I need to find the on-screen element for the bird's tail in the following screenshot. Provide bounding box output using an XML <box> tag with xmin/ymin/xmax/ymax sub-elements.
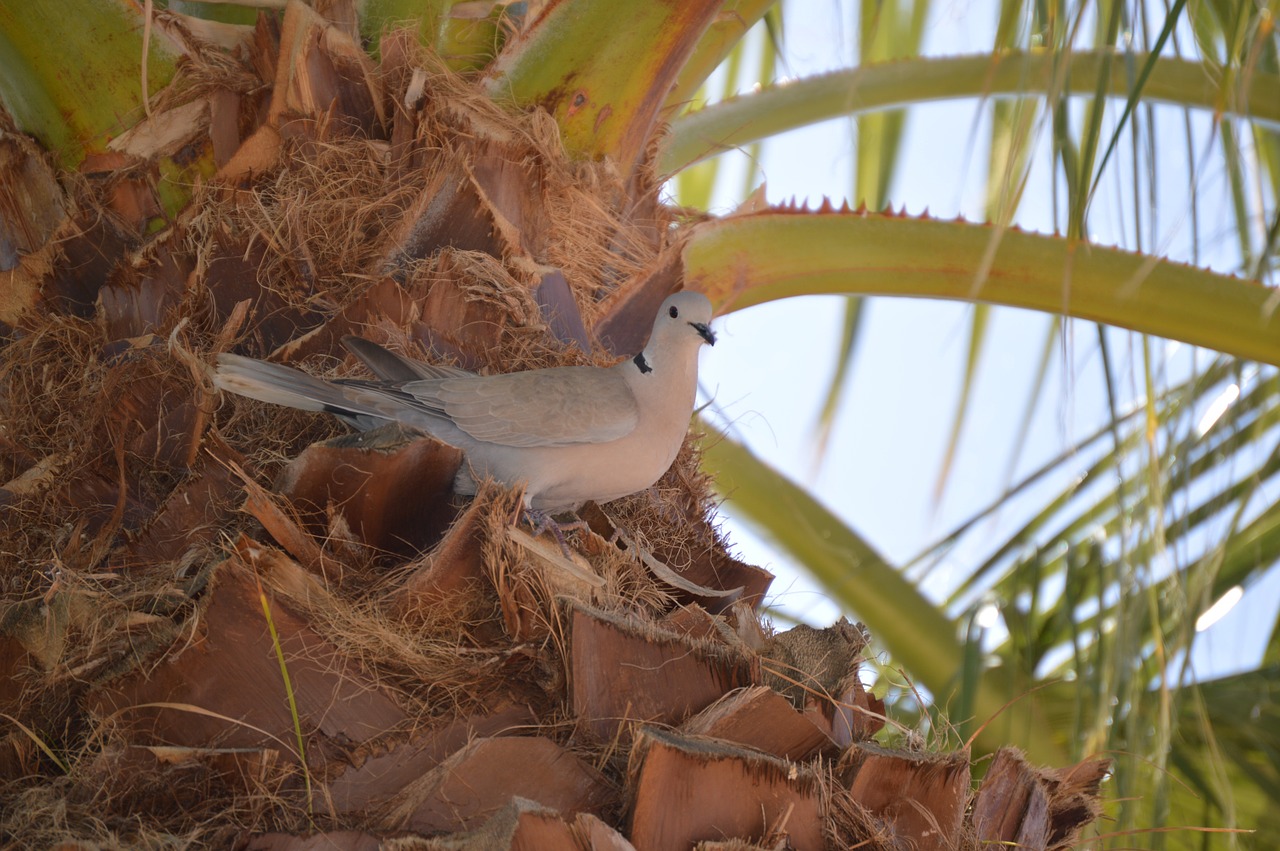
<box><xmin>214</xmin><ymin>354</ymin><xmax>384</xmax><ymax>426</ymax></box>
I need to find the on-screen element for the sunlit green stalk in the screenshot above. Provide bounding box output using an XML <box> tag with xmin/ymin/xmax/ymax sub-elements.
<box><xmin>661</xmin><ymin>50</ymin><xmax>1280</xmax><ymax>174</ymax></box>
<box><xmin>684</xmin><ymin>211</ymin><xmax>1280</xmax><ymax>366</ymax></box>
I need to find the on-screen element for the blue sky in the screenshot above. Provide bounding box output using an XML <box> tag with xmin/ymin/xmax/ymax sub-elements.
<box><xmin>686</xmin><ymin>1</ymin><xmax>1280</xmax><ymax>682</ymax></box>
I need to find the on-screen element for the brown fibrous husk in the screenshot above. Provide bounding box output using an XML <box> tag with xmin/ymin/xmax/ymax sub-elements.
<box><xmin>0</xmin><ymin>18</ymin><xmax>734</xmax><ymax>847</ymax></box>
<box><xmin>0</xmin><ymin>13</ymin><xmax>1109</xmax><ymax>851</ymax></box>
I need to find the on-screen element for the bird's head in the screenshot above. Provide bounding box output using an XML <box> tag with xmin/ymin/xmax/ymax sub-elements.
<box><xmin>631</xmin><ymin>290</ymin><xmax>716</xmax><ymax>376</ymax></box>
<box><xmin>653</xmin><ymin>290</ymin><xmax>716</xmax><ymax>348</ymax></box>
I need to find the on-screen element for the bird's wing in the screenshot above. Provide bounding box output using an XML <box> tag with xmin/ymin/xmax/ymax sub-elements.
<box><xmin>341</xmin><ymin>336</ymin><xmax>473</xmax><ymax>381</ymax></box>
<box><xmin>404</xmin><ymin>365</ymin><xmax>639</xmax><ymax>448</ymax></box>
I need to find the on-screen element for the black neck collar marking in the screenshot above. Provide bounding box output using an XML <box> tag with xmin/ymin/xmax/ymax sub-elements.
<box><xmin>633</xmin><ymin>352</ymin><xmax>652</xmax><ymax>374</ymax></box>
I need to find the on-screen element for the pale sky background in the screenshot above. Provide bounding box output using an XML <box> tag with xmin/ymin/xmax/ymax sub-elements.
<box><xmin>686</xmin><ymin>1</ymin><xmax>1280</xmax><ymax>682</ymax></box>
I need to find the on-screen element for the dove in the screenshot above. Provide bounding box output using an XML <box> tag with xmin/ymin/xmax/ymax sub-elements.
<box><xmin>214</xmin><ymin>290</ymin><xmax>717</xmax><ymax>515</ymax></box>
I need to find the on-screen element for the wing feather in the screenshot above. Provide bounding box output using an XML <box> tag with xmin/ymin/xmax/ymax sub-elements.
<box><xmin>403</xmin><ymin>365</ymin><xmax>638</xmax><ymax>448</ymax></box>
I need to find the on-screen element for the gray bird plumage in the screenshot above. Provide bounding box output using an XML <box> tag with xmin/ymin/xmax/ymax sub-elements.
<box><xmin>214</xmin><ymin>290</ymin><xmax>716</xmax><ymax>511</ymax></box>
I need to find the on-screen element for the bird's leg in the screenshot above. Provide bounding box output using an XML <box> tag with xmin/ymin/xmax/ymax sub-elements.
<box><xmin>522</xmin><ymin>507</ymin><xmax>588</xmax><ymax>559</ymax></box>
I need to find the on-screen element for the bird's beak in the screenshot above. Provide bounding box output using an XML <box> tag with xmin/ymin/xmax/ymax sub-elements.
<box><xmin>691</xmin><ymin>323</ymin><xmax>716</xmax><ymax>345</ymax></box>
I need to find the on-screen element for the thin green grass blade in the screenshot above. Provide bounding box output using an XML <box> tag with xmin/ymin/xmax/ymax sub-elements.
<box><xmin>1252</xmin><ymin>207</ymin><xmax>1280</xmax><ymax>283</ymax></box>
<box><xmin>1085</xmin><ymin>0</ymin><xmax>1188</xmax><ymax>207</ymax></box>
<box><xmin>938</xmin><ymin>364</ymin><xmax>1272</xmax><ymax>605</ymax></box>
<box><xmin>813</xmin><ymin>0</ymin><xmax>931</xmax><ymax>472</ymax></box>
<box><xmin>256</xmin><ymin>582</ymin><xmax>313</xmax><ymax>816</ymax></box>
<box><xmin>810</xmin><ymin>298</ymin><xmax>864</xmax><ymax>462</ymax></box>
<box><xmin>1070</xmin><ymin>0</ymin><xmax>1124</xmax><ymax>238</ymax></box>
<box><xmin>1000</xmin><ymin>318</ymin><xmax>1059</xmax><ymax>493</ymax></box>
<box><xmin>1268</xmin><ymin>606</ymin><xmax>1280</xmax><ymax>666</ymax></box>
<box><xmin>907</xmin><ymin>358</ymin><xmax>1238</xmax><ymax>578</ymax></box>
<box><xmin>1222</xmin><ymin>120</ymin><xmax>1259</xmax><ymax>272</ymax></box>
<box><xmin>932</xmin><ymin>306</ymin><xmax>989</xmax><ymax>506</ymax></box>
<box><xmin>970</xmin><ymin>373</ymin><xmax>1279</xmax><ymax>608</ymax></box>
<box><xmin>736</xmin><ymin>6</ymin><xmax>780</xmax><ymax>199</ymax></box>
<box><xmin>1</xmin><ymin>712</ymin><xmax>68</xmax><ymax>774</ymax></box>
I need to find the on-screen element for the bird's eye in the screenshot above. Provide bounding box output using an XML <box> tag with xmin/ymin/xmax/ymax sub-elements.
<box><xmin>669</xmin><ymin>305</ymin><xmax>679</xmax><ymax>318</ymax></box>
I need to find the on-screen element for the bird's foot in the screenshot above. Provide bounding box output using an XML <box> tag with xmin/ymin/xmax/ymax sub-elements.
<box><xmin>521</xmin><ymin>508</ymin><xmax>588</xmax><ymax>559</ymax></box>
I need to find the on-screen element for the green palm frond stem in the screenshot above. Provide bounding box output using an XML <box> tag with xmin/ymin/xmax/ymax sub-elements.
<box><xmin>0</xmin><ymin>0</ymin><xmax>182</xmax><ymax>168</ymax></box>
<box><xmin>660</xmin><ymin>50</ymin><xmax>1280</xmax><ymax>175</ymax></box>
<box><xmin>481</xmin><ymin>0</ymin><xmax>722</xmax><ymax>170</ymax></box>
<box><xmin>683</xmin><ymin>209</ymin><xmax>1280</xmax><ymax>366</ymax></box>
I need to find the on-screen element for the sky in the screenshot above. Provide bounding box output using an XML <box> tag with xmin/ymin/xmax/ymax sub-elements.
<box><xmin>685</xmin><ymin>1</ymin><xmax>1280</xmax><ymax>682</ymax></box>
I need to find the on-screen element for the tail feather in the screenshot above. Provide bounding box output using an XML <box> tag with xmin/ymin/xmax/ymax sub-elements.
<box><xmin>215</xmin><ymin>354</ymin><xmax>384</xmax><ymax>426</ymax></box>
